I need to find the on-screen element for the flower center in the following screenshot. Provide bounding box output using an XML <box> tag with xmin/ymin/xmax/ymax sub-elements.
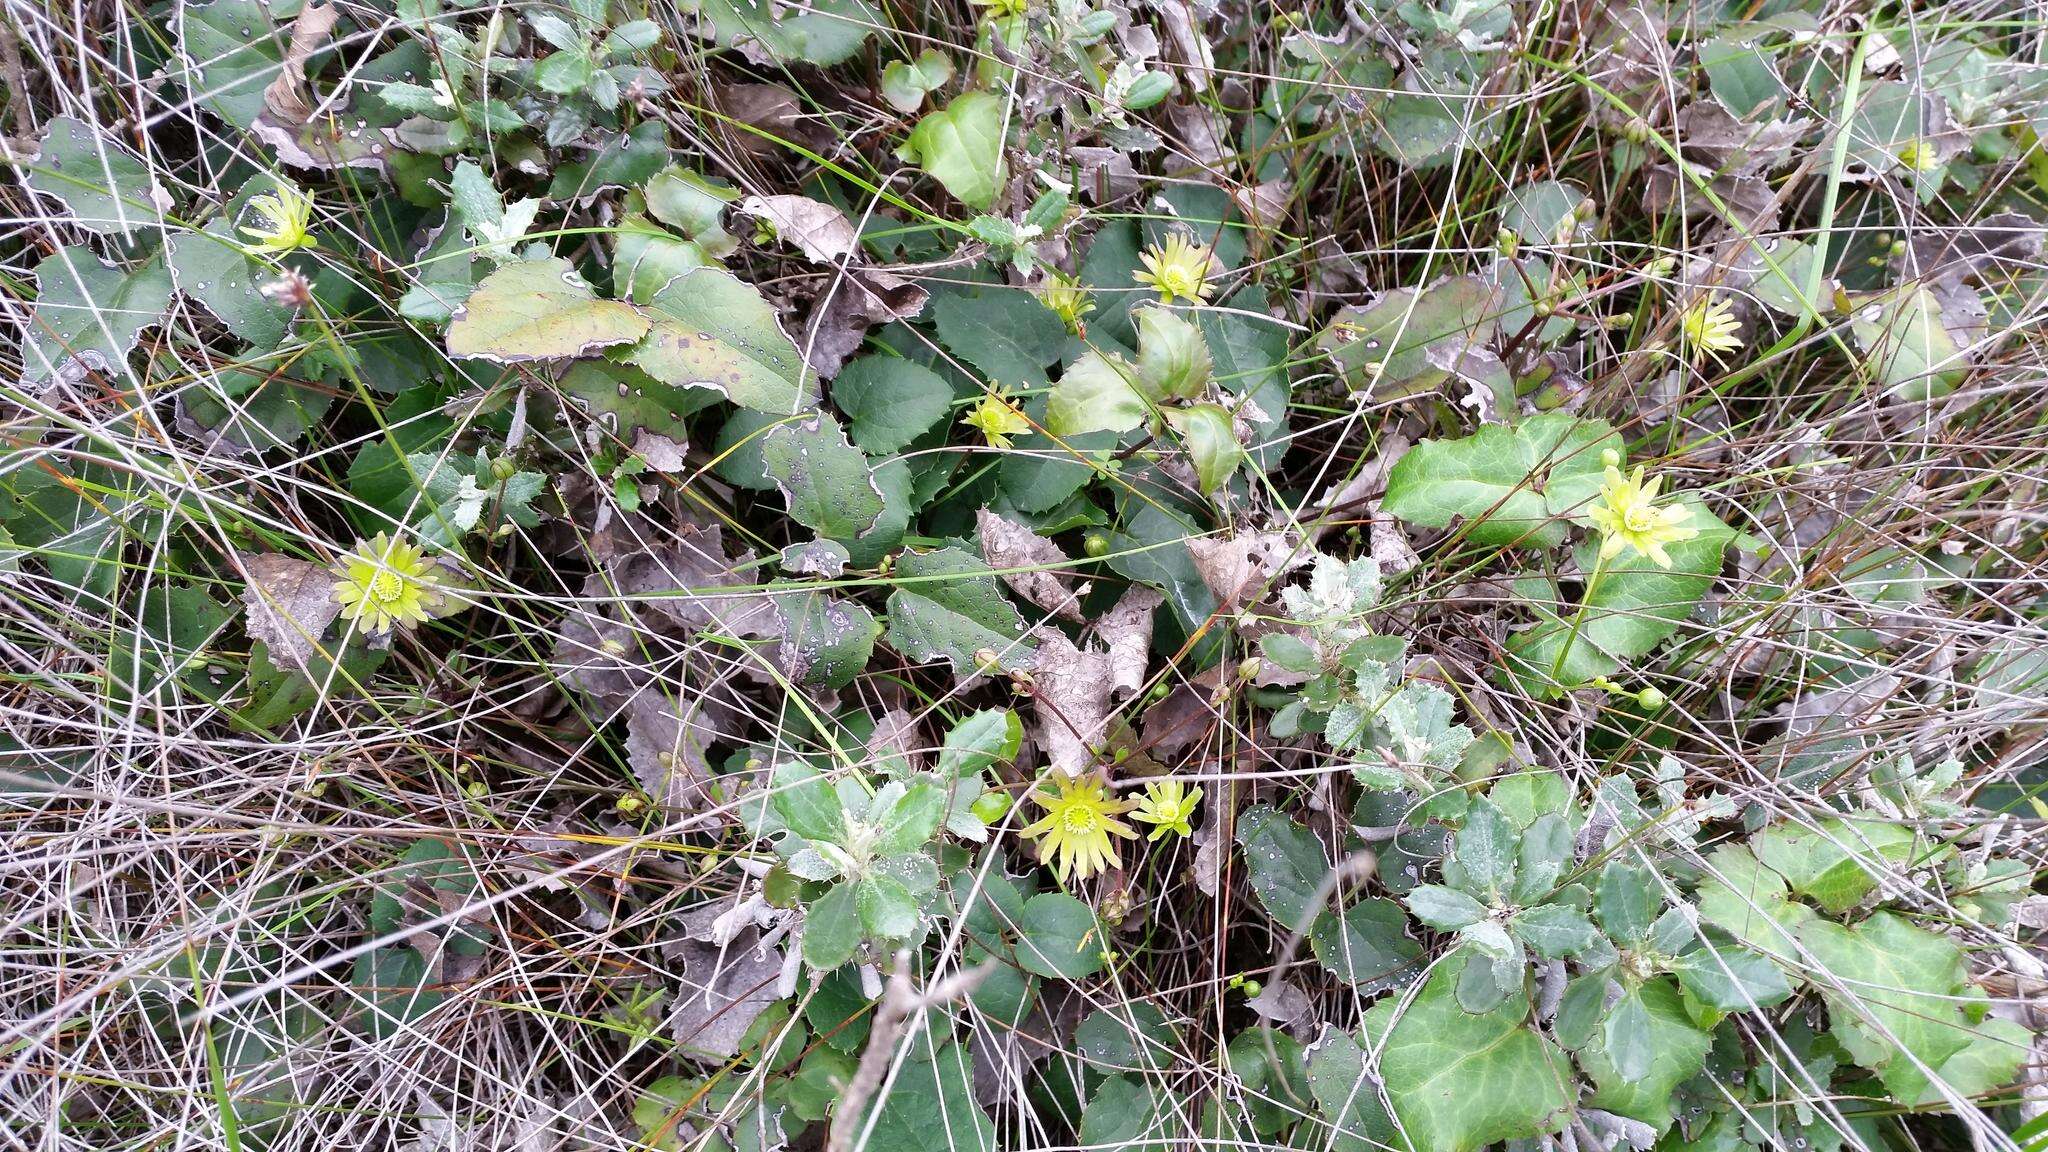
<box><xmin>1621</xmin><ymin>503</ymin><xmax>1659</xmax><ymax>534</ymax></box>
<box><xmin>366</xmin><ymin>568</ymin><xmax>406</xmax><ymax>605</ymax></box>
<box><xmin>1060</xmin><ymin>804</ymin><xmax>1101</xmax><ymax>835</ymax></box>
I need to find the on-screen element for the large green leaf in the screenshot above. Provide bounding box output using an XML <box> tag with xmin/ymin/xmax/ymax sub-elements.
<box><xmin>1310</xmin><ymin>898</ymin><xmax>1422</xmax><ymax>989</ymax></box>
<box><xmin>680</xmin><ymin>0</ymin><xmax>880</xmax><ymax>66</ymax></box>
<box><xmin>1795</xmin><ymin>912</ymin><xmax>2014</xmax><ymax>1104</ymax></box>
<box><xmin>23</xmin><ymin>247</ymin><xmax>173</xmax><ymax>386</ymax></box>
<box><xmin>761</xmin><ymin>412</ymin><xmax>886</xmax><ymax>541</ymax></box>
<box><xmin>1013</xmin><ymin>892</ymin><xmax>1105</xmax><ymax>978</ymax></box>
<box><xmin>1383</xmin><ymin>414</ymin><xmax>1620</xmax><ymax>548</ymax></box>
<box><xmin>1236</xmin><ymin>805</ymin><xmax>1331</xmax><ymax>933</ymax></box>
<box><xmin>1362</xmin><ymin>953</ymin><xmax>1574</xmax><ymax>1152</ymax></box>
<box><xmin>883</xmin><ymin>547</ymin><xmax>1033</xmax><ymax>672</ymax></box>
<box><xmin>899</xmin><ymin>92</ymin><xmax>1007</xmax><ymax>211</ymax></box>
<box><xmin>776</xmin><ymin>592</ymin><xmax>879</xmax><ymax>689</ymax></box>
<box><xmin>1580</xmin><ymin>977</ymin><xmax>1712</xmax><ymax>1129</ymax></box>
<box><xmin>830</xmin><ymin>356</ymin><xmax>953</xmax><ymax>453</ymax></box>
<box><xmin>1849</xmin><ymin>285</ymin><xmax>1975</xmax><ymax>401</ymax></box>
<box><xmin>1046</xmin><ymin>350</ymin><xmax>1147</xmax><ymax>436</ymax></box>
<box><xmin>626</xmin><ymin>266</ymin><xmax>820</xmax><ymax>414</ymax></box>
<box><xmin>1694</xmin><ymin>844</ymin><xmax>1817</xmax><ymax>965</ymax></box>
<box><xmin>931</xmin><ymin>284</ymin><xmax>1068</xmax><ymax>389</ymax></box>
<box><xmin>858</xmin><ymin>1040</ymin><xmax>997</xmax><ymax>1152</ymax></box>
<box><xmin>1752</xmin><ymin>817</ymin><xmax>1916</xmax><ymax>915</ymax></box>
<box><xmin>1317</xmin><ymin>276</ymin><xmax>1498</xmax><ymax>396</ymax></box>
<box><xmin>1503</xmin><ymin>498</ymin><xmax>1743</xmax><ymax>694</ymax></box>
<box><xmin>22</xmin><ymin>115</ymin><xmax>173</xmax><ymax>235</ymax></box>
<box><xmin>167</xmin><ymin>222</ymin><xmax>295</xmax><ymax>347</ymax></box>
<box><xmin>446</xmin><ymin>257</ymin><xmax>650</xmax><ymax>362</ymax></box>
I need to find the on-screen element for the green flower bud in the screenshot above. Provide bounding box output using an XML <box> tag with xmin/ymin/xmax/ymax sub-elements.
<box><xmin>1083</xmin><ymin>532</ymin><xmax>1111</xmax><ymax>558</ymax></box>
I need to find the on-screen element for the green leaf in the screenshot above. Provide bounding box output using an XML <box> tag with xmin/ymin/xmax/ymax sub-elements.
<box><xmin>1311</xmin><ymin>898</ymin><xmax>1422</xmax><ymax>989</ymax></box>
<box><xmin>1366</xmin><ymin>952</ymin><xmax>1574</xmax><ymax>1152</ymax></box>
<box><xmin>1793</xmin><ymin>911</ymin><xmax>1986</xmax><ymax>1103</ymax></box>
<box><xmin>1512</xmin><ymin>903</ymin><xmax>1601</xmax><ymax>959</ymax></box>
<box><xmin>858</xmin><ymin>1041</ymin><xmax>996</xmax><ymax>1152</ymax></box>
<box><xmin>681</xmin><ymin>0</ymin><xmax>880</xmax><ymax>66</ymax></box>
<box><xmin>1236</xmin><ymin>805</ymin><xmax>1331</xmax><ymax>933</ymax></box>
<box><xmin>881</xmin><ymin>49</ymin><xmax>957</xmax><ymax>113</ymax></box>
<box><xmin>883</xmin><ymin>547</ymin><xmax>1034</xmax><ymax>673</ymax></box>
<box><xmin>871</xmin><ymin>780</ymin><xmax>946</xmax><ymax>855</ymax></box>
<box><xmin>1752</xmin><ymin>816</ymin><xmax>1915</xmax><ymax>915</ymax></box>
<box><xmin>1583</xmin><ymin>977</ymin><xmax>1712</xmax><ymax>1128</ymax></box>
<box><xmin>761</xmin><ymin>412</ymin><xmax>887</xmax><ymax>541</ymax></box>
<box><xmin>446</xmin><ymin>257</ymin><xmax>650</xmax><ymax>361</ymax></box>
<box><xmin>1849</xmin><ymin>285</ymin><xmax>1975</xmax><ymax>401</ymax></box>
<box><xmin>771</xmin><ymin>762</ymin><xmax>845</xmax><ymax>843</ymax></box>
<box><xmin>775</xmin><ymin>592</ymin><xmax>879</xmax><ymax>689</ymax></box>
<box><xmin>831</xmin><ymin>356</ymin><xmax>953</xmax><ymax>453</ymax></box>
<box><xmin>1080</xmin><ymin>1076</ymin><xmax>1177</xmax><ymax>1152</ymax></box>
<box><xmin>556</xmin><ymin>361</ymin><xmax>721</xmax><ymax>444</ymax></box>
<box><xmin>166</xmin><ymin>222</ymin><xmax>294</xmax><ymax>347</ymax></box>
<box><xmin>1014</xmin><ymin>892</ymin><xmax>1104</xmax><ymax>978</ymax></box>
<box><xmin>626</xmin><ymin>266</ymin><xmax>820</xmax><ymax>414</ymax></box>
<box><xmin>1316</xmin><ymin>276</ymin><xmax>1497</xmax><ymax>396</ymax></box>
<box><xmin>1694</xmin><ymin>844</ymin><xmax>1817</xmax><ymax>965</ymax></box>
<box><xmin>1047</xmin><ymin>350</ymin><xmax>1148</xmax><ymax>437</ymax></box>
<box><xmin>547</xmin><ymin>120</ymin><xmax>671</xmax><ymax>199</ymax></box>
<box><xmin>1406</xmin><ymin>884</ymin><xmax>1487</xmax><ymax>930</ymax></box>
<box><xmin>856</xmin><ymin>875</ymin><xmax>920</xmax><ymax>939</ymax></box>
<box><xmin>931</xmin><ymin>285</ymin><xmax>1068</xmax><ymax>389</ymax></box>
<box><xmin>23</xmin><ymin>117</ymin><xmax>166</xmax><ymax>227</ymax></box>
<box><xmin>1671</xmin><ymin>946</ymin><xmax>1795</xmax><ymax>1012</ymax></box>
<box><xmin>899</xmin><ymin>92</ymin><xmax>1007</xmax><ymax>211</ymax></box>
<box><xmin>1503</xmin><ymin>499</ymin><xmax>1744</xmax><ymax>694</ymax></box>
<box><xmin>351</xmin><ymin>947</ymin><xmax>442</xmax><ymax>1041</ymax></box>
<box><xmin>1133</xmin><ymin>306</ymin><xmax>1212</xmax><ymax>400</ymax></box>
<box><xmin>1596</xmin><ymin>862</ymin><xmax>1662</xmax><ymax>944</ymax></box>
<box><xmin>23</xmin><ymin>246</ymin><xmax>173</xmax><ymax>386</ymax></box>
<box><xmin>937</xmin><ymin>709</ymin><xmax>1023</xmax><ymax>776</ymax></box>
<box><xmin>1382</xmin><ymin>413</ymin><xmax>1620</xmax><ymax>548</ymax></box>
<box><xmin>1305</xmin><ymin>1029</ymin><xmax>1395</xmax><ymax>1152</ymax></box>
<box><xmin>169</xmin><ymin>0</ymin><xmax>294</xmax><ymax>128</ymax></box>
<box><xmin>1164</xmin><ymin>403</ymin><xmax>1245</xmax><ymax>496</ymax></box>
<box><xmin>1443</xmin><ymin>797</ymin><xmax>1518</xmax><ymax>901</ymax></box>
<box><xmin>802</xmin><ymin>882</ymin><xmax>862</xmax><ymax>970</ymax></box>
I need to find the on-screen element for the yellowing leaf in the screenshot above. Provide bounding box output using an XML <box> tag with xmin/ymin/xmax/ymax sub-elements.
<box><xmin>446</xmin><ymin>257</ymin><xmax>649</xmax><ymax>362</ymax></box>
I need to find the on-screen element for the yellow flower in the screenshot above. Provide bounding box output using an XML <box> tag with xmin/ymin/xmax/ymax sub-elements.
<box><xmin>1131</xmin><ymin>779</ymin><xmax>1200</xmax><ymax>841</ymax></box>
<box><xmin>971</xmin><ymin>0</ymin><xmax>1030</xmax><ymax>19</ymax></box>
<box><xmin>1679</xmin><ymin>293</ymin><xmax>1742</xmax><ymax>363</ymax></box>
<box><xmin>238</xmin><ymin>184</ymin><xmax>317</xmax><ymax>257</ymax></box>
<box><xmin>960</xmin><ymin>387</ymin><xmax>1032</xmax><ymax>449</ymax></box>
<box><xmin>333</xmin><ymin>532</ymin><xmax>443</xmax><ymax>635</ymax></box>
<box><xmin>1021</xmin><ymin>775</ymin><xmax>1137</xmax><ymax>883</ymax></box>
<box><xmin>1039</xmin><ymin>273</ymin><xmax>1096</xmax><ymax>335</ymax></box>
<box><xmin>1896</xmin><ymin>138</ymin><xmax>1942</xmax><ymax>174</ymax></box>
<box><xmin>1586</xmin><ymin>465</ymin><xmax>1698</xmax><ymax>568</ymax></box>
<box><xmin>1134</xmin><ymin>233</ymin><xmax>1214</xmax><ymax>304</ymax></box>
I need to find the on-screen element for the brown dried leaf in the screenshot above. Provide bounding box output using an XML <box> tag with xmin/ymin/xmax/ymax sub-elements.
<box><xmin>1186</xmin><ymin>531</ymin><xmax>1298</xmax><ymax>612</ymax></box>
<box><xmin>742</xmin><ymin>194</ymin><xmax>859</xmax><ymax>266</ymax></box>
<box><xmin>261</xmin><ymin>2</ymin><xmax>339</xmax><ymax>124</ymax></box>
<box><xmin>800</xmin><ymin>267</ymin><xmax>929</xmax><ymax>380</ymax></box>
<box><xmin>625</xmin><ymin>685</ymin><xmax>742</xmax><ymax>823</ymax></box>
<box><xmin>239</xmin><ymin>552</ymin><xmax>341</xmax><ymax>671</ymax></box>
<box><xmin>978</xmin><ymin>510</ymin><xmax>1082</xmax><ymax>622</ymax></box>
<box><xmin>1094</xmin><ymin>584</ymin><xmax>1162</xmax><ymax>698</ymax></box>
<box><xmin>666</xmin><ymin>908</ymin><xmax>785</xmax><ymax>1063</ymax></box>
<box><xmin>1027</xmin><ymin>627</ymin><xmax>1118</xmax><ymax>777</ymax></box>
